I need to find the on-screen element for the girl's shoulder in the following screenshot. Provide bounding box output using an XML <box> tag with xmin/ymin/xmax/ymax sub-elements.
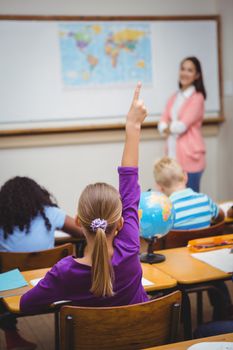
<box><xmin>50</xmin><ymin>255</ymin><xmax>76</xmax><ymax>277</ymax></box>
<box><xmin>43</xmin><ymin>205</ymin><xmax>66</xmax><ymax>225</ymax></box>
<box><xmin>55</xmin><ymin>255</ymin><xmax>90</xmax><ymax>273</ymax></box>
<box><xmin>56</xmin><ymin>255</ymin><xmax>75</xmax><ymax>267</ymax></box>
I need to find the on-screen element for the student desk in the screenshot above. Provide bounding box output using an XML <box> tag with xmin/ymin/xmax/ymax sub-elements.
<box><xmin>2</xmin><ymin>264</ymin><xmax>177</xmax><ymax>313</ymax></box>
<box><xmin>144</xmin><ymin>332</ymin><xmax>233</xmax><ymax>349</ymax></box>
<box><xmin>154</xmin><ymin>246</ymin><xmax>233</xmax><ymax>339</ymax></box>
<box><xmin>1</xmin><ymin>264</ymin><xmax>177</xmax><ymax>350</ymax></box>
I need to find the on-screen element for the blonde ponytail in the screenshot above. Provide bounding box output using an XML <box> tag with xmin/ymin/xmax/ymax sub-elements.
<box><xmin>77</xmin><ymin>182</ymin><xmax>122</xmax><ymax>298</ymax></box>
<box><xmin>90</xmin><ymin>227</ymin><xmax>114</xmax><ymax>297</ymax></box>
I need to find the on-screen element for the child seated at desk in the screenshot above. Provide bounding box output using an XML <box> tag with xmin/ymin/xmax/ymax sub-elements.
<box><xmin>153</xmin><ymin>156</ymin><xmax>224</xmax><ymax>229</ymax></box>
<box><xmin>0</xmin><ymin>176</ymin><xmax>83</xmax><ymax>252</ymax></box>
<box><xmin>153</xmin><ymin>156</ymin><xmax>230</xmax><ymax>321</ymax></box>
<box><xmin>0</xmin><ymin>177</ymin><xmax>83</xmax><ymax>350</ymax></box>
<box><xmin>20</xmin><ymin>83</ymin><xmax>149</xmax><ymax>314</ymax></box>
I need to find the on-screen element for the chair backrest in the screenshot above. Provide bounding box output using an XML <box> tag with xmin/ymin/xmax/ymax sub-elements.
<box><xmin>59</xmin><ymin>291</ymin><xmax>181</xmax><ymax>350</ymax></box>
<box><xmin>0</xmin><ymin>243</ymin><xmax>73</xmax><ymax>272</ymax></box>
<box><xmin>140</xmin><ymin>220</ymin><xmax>225</xmax><ymax>253</ymax></box>
<box><xmin>162</xmin><ymin>220</ymin><xmax>225</xmax><ymax>249</ymax></box>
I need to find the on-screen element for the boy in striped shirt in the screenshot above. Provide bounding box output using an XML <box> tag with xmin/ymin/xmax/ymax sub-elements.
<box><xmin>153</xmin><ymin>157</ymin><xmax>224</xmax><ymax>230</ymax></box>
<box><xmin>153</xmin><ymin>157</ymin><xmax>229</xmax><ymax>322</ymax></box>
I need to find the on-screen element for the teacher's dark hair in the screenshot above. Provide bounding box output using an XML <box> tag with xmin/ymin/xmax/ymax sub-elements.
<box><xmin>0</xmin><ymin>176</ymin><xmax>58</xmax><ymax>239</ymax></box>
<box><xmin>179</xmin><ymin>56</ymin><xmax>207</xmax><ymax>99</ymax></box>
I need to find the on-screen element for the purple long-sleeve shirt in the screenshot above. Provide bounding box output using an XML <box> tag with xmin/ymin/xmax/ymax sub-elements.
<box><xmin>20</xmin><ymin>167</ymin><xmax>148</xmax><ymax>313</ymax></box>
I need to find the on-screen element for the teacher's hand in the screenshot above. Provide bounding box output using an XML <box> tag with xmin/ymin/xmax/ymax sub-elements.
<box><xmin>163</xmin><ymin>126</ymin><xmax>171</xmax><ymax>137</ymax></box>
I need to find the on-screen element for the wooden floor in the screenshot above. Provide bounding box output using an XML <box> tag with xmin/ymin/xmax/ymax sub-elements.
<box><xmin>0</xmin><ymin>281</ymin><xmax>232</xmax><ymax>349</ymax></box>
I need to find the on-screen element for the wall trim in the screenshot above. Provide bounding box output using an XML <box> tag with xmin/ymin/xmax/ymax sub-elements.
<box><xmin>0</xmin><ymin>125</ymin><xmax>220</xmax><ymax>149</ymax></box>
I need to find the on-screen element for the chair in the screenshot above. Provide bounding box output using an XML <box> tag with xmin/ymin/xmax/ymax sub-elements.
<box><xmin>59</xmin><ymin>291</ymin><xmax>181</xmax><ymax>350</ymax></box>
<box><xmin>0</xmin><ymin>243</ymin><xmax>74</xmax><ymax>350</ymax></box>
<box><xmin>55</xmin><ymin>233</ymin><xmax>86</xmax><ymax>258</ymax></box>
<box><xmin>0</xmin><ymin>243</ymin><xmax>73</xmax><ymax>272</ymax></box>
<box><xmin>140</xmin><ymin>220</ymin><xmax>225</xmax><ymax>253</ymax></box>
<box><xmin>161</xmin><ymin>220</ymin><xmax>225</xmax><ymax>249</ymax></box>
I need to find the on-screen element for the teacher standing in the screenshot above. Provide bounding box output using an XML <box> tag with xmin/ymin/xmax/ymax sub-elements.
<box><xmin>158</xmin><ymin>56</ymin><xmax>206</xmax><ymax>192</ymax></box>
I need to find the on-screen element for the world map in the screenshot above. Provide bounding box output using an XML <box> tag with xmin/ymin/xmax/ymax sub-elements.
<box><xmin>58</xmin><ymin>22</ymin><xmax>152</xmax><ymax>87</ymax></box>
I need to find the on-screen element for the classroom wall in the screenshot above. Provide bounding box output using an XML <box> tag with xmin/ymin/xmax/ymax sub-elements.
<box><xmin>0</xmin><ymin>0</ymin><xmax>232</xmax><ymax>216</ymax></box>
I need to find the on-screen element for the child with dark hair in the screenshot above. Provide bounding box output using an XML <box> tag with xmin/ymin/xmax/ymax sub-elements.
<box><xmin>0</xmin><ymin>176</ymin><xmax>83</xmax><ymax>252</ymax></box>
<box><xmin>0</xmin><ymin>176</ymin><xmax>83</xmax><ymax>350</ymax></box>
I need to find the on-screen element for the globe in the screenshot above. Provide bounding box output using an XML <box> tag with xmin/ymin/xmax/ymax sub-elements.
<box><xmin>139</xmin><ymin>191</ymin><xmax>175</xmax><ymax>240</ymax></box>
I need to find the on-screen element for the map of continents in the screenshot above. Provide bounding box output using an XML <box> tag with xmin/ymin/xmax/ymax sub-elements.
<box><xmin>59</xmin><ymin>22</ymin><xmax>152</xmax><ymax>87</ymax></box>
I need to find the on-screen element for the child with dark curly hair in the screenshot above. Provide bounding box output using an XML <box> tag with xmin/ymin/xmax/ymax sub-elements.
<box><xmin>0</xmin><ymin>176</ymin><xmax>83</xmax><ymax>252</ymax></box>
<box><xmin>0</xmin><ymin>176</ymin><xmax>83</xmax><ymax>350</ymax></box>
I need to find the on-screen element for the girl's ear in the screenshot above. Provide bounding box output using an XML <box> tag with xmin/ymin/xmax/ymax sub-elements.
<box><xmin>117</xmin><ymin>217</ymin><xmax>124</xmax><ymax>231</ymax></box>
<box><xmin>75</xmin><ymin>216</ymin><xmax>82</xmax><ymax>227</ymax></box>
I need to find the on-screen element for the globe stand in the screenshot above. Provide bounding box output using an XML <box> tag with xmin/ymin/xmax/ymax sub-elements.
<box><xmin>140</xmin><ymin>236</ymin><xmax>166</xmax><ymax>264</ymax></box>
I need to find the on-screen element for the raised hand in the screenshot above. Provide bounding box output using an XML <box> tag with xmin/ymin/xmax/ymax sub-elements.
<box><xmin>122</xmin><ymin>83</ymin><xmax>148</xmax><ymax>167</ymax></box>
<box><xmin>126</xmin><ymin>82</ymin><xmax>148</xmax><ymax>128</ymax></box>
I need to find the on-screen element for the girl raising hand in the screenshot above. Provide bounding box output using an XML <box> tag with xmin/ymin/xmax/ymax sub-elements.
<box><xmin>20</xmin><ymin>83</ymin><xmax>148</xmax><ymax>313</ymax></box>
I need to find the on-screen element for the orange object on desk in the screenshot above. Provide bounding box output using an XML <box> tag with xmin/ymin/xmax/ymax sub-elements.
<box><xmin>188</xmin><ymin>233</ymin><xmax>233</xmax><ymax>252</ymax></box>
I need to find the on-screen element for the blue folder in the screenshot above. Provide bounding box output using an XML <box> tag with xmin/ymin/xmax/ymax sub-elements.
<box><xmin>0</xmin><ymin>268</ymin><xmax>28</xmax><ymax>292</ymax></box>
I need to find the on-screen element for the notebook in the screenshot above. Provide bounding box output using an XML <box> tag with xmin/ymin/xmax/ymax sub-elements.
<box><xmin>0</xmin><ymin>268</ymin><xmax>29</xmax><ymax>298</ymax></box>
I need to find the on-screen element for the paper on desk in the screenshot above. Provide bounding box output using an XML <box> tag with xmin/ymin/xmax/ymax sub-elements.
<box><xmin>141</xmin><ymin>277</ymin><xmax>154</xmax><ymax>287</ymax></box>
<box><xmin>191</xmin><ymin>248</ymin><xmax>233</xmax><ymax>273</ymax></box>
<box><xmin>30</xmin><ymin>277</ymin><xmax>43</xmax><ymax>286</ymax></box>
<box><xmin>219</xmin><ymin>201</ymin><xmax>233</xmax><ymax>216</ymax></box>
<box><xmin>188</xmin><ymin>342</ymin><xmax>233</xmax><ymax>350</ymax></box>
<box><xmin>55</xmin><ymin>230</ymin><xmax>70</xmax><ymax>238</ymax></box>
<box><xmin>0</xmin><ymin>268</ymin><xmax>28</xmax><ymax>292</ymax></box>
<box><xmin>32</xmin><ymin>277</ymin><xmax>154</xmax><ymax>289</ymax></box>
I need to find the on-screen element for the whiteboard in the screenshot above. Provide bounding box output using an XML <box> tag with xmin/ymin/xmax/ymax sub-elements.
<box><xmin>0</xmin><ymin>16</ymin><xmax>222</xmax><ymax>134</ymax></box>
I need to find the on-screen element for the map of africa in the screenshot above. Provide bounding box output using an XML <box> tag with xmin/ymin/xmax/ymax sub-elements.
<box><xmin>58</xmin><ymin>22</ymin><xmax>152</xmax><ymax>87</ymax></box>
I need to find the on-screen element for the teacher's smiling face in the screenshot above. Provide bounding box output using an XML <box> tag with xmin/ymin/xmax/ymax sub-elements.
<box><xmin>179</xmin><ymin>59</ymin><xmax>200</xmax><ymax>90</ymax></box>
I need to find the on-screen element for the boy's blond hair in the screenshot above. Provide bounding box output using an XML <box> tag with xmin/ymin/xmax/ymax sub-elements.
<box><xmin>153</xmin><ymin>157</ymin><xmax>185</xmax><ymax>189</ymax></box>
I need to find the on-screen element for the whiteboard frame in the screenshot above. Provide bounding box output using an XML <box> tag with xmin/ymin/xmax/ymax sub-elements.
<box><xmin>0</xmin><ymin>15</ymin><xmax>223</xmax><ymax>136</ymax></box>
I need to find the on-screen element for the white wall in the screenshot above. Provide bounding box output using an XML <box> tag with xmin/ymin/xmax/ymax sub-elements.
<box><xmin>1</xmin><ymin>0</ymin><xmax>232</xmax><ymax>216</ymax></box>
<box><xmin>0</xmin><ymin>0</ymin><xmax>218</xmax><ymax>16</ymax></box>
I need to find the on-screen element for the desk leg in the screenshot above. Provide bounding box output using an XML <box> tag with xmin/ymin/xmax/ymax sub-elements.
<box><xmin>197</xmin><ymin>291</ymin><xmax>203</xmax><ymax>325</ymax></box>
<box><xmin>182</xmin><ymin>291</ymin><xmax>193</xmax><ymax>340</ymax></box>
<box><xmin>54</xmin><ymin>311</ymin><xmax>60</xmax><ymax>350</ymax></box>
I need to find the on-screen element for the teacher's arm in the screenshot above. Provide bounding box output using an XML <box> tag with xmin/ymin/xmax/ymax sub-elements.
<box><xmin>158</xmin><ymin>96</ymin><xmax>174</xmax><ymax>136</ymax></box>
<box><xmin>179</xmin><ymin>93</ymin><xmax>204</xmax><ymax>130</ymax></box>
<box><xmin>170</xmin><ymin>93</ymin><xmax>204</xmax><ymax>136</ymax></box>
